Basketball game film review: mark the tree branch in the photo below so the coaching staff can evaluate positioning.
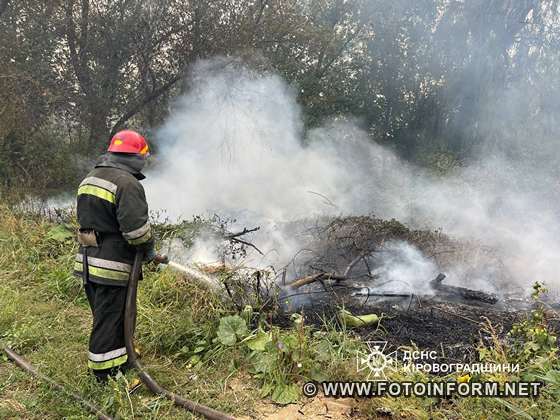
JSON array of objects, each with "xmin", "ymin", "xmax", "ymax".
[
  {"xmin": 225, "ymin": 226, "xmax": 260, "ymax": 239},
  {"xmin": 230, "ymin": 238, "xmax": 264, "ymax": 256},
  {"xmin": 254, "ymin": 0, "xmax": 268, "ymax": 27},
  {"xmin": 109, "ymin": 73, "xmax": 182, "ymax": 136},
  {"xmin": 0, "ymin": 0, "xmax": 11, "ymax": 19},
  {"xmin": 64, "ymin": 0, "xmax": 92, "ymax": 97},
  {"xmin": 78, "ymin": 0, "xmax": 89, "ymax": 63}
]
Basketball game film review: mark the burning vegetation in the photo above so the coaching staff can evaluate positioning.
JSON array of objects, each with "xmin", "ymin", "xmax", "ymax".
[{"xmin": 159, "ymin": 213, "xmax": 539, "ymax": 368}]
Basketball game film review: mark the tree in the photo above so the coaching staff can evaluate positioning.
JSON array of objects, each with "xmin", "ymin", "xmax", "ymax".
[
  {"xmin": 59, "ymin": 0, "xmax": 197, "ymax": 152},
  {"xmin": 0, "ymin": 0, "xmax": 77, "ymax": 193}
]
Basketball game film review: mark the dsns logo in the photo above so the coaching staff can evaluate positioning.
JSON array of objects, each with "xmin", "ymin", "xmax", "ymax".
[{"xmin": 357, "ymin": 341, "xmax": 397, "ymax": 380}]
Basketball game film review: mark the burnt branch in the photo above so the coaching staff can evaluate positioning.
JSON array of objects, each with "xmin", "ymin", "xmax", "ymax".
[
  {"xmin": 223, "ymin": 226, "xmax": 263, "ymax": 255},
  {"xmin": 288, "ymin": 270, "xmax": 348, "ymax": 289},
  {"xmin": 343, "ymin": 253, "xmax": 369, "ymax": 278},
  {"xmin": 230, "ymin": 238, "xmax": 264, "ymax": 256},
  {"xmin": 225, "ymin": 226, "xmax": 260, "ymax": 239}
]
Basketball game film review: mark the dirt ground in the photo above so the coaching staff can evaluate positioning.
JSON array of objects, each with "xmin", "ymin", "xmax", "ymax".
[{"xmin": 246, "ymin": 395, "xmax": 356, "ymax": 420}]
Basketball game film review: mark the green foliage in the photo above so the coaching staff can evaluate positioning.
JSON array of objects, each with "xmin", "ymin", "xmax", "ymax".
[
  {"xmin": 247, "ymin": 326, "xmax": 307, "ymax": 404},
  {"xmin": 532, "ymin": 281, "xmax": 548, "ymax": 299},
  {"xmin": 509, "ymin": 310, "xmax": 558, "ymax": 366},
  {"xmin": 214, "ymin": 314, "xmax": 361, "ymax": 404},
  {"xmin": 0, "ymin": 122, "xmax": 82, "ymax": 196},
  {"xmin": 152, "ymin": 214, "xmax": 215, "ymax": 249},
  {"xmin": 537, "ymin": 369, "xmax": 560, "ymax": 396},
  {"xmin": 46, "ymin": 224, "xmax": 74, "ymax": 242},
  {"xmin": 216, "ymin": 315, "xmax": 249, "ymax": 346},
  {"xmin": 508, "ymin": 282, "xmax": 558, "ymax": 367},
  {"xmin": 246, "ymin": 330, "xmax": 271, "ymax": 352}
]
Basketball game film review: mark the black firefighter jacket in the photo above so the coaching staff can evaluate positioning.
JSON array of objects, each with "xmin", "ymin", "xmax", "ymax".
[{"xmin": 74, "ymin": 153, "xmax": 154, "ymax": 286}]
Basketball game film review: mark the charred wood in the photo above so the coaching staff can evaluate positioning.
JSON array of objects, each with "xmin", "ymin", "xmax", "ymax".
[{"xmin": 430, "ymin": 273, "xmax": 498, "ymax": 304}]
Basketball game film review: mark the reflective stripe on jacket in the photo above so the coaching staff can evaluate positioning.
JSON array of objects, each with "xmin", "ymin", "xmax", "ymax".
[{"xmin": 74, "ymin": 154, "xmax": 154, "ymax": 286}]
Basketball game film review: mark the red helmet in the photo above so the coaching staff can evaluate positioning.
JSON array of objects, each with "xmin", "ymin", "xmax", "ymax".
[{"xmin": 108, "ymin": 130, "xmax": 150, "ymax": 156}]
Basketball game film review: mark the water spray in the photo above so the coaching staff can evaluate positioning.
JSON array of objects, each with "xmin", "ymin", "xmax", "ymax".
[{"xmin": 165, "ymin": 260, "xmax": 222, "ymax": 291}]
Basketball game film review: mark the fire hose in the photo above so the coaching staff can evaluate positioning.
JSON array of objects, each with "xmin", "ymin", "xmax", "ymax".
[
  {"xmin": 124, "ymin": 250, "xmax": 235, "ymax": 420},
  {"xmin": 3, "ymin": 253, "xmax": 233, "ymax": 420},
  {"xmin": 2, "ymin": 346, "xmax": 113, "ymax": 420}
]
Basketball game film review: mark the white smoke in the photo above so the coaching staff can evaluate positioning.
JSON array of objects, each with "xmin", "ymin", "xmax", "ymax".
[
  {"xmin": 146, "ymin": 58, "xmax": 560, "ymax": 293},
  {"xmin": 148, "ymin": 61, "xmax": 379, "ymax": 221},
  {"xmin": 369, "ymin": 241, "xmax": 439, "ymax": 295},
  {"xmin": 164, "ymin": 236, "xmax": 222, "ymax": 266}
]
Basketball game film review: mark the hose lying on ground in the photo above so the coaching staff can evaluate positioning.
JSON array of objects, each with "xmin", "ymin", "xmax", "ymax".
[
  {"xmin": 2, "ymin": 346, "xmax": 113, "ymax": 420},
  {"xmin": 124, "ymin": 251, "xmax": 235, "ymax": 420}
]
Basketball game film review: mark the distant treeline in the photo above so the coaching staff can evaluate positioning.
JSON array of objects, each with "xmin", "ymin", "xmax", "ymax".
[{"xmin": 1, "ymin": 0, "xmax": 559, "ymax": 194}]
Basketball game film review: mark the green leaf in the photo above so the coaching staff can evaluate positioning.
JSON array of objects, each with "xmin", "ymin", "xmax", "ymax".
[
  {"xmin": 314, "ymin": 339, "xmax": 331, "ymax": 361},
  {"xmin": 246, "ymin": 331, "xmax": 271, "ymax": 351},
  {"xmin": 217, "ymin": 315, "xmax": 248, "ymax": 346},
  {"xmin": 279, "ymin": 335, "xmax": 298, "ymax": 353},
  {"xmin": 47, "ymin": 225, "xmax": 73, "ymax": 242},
  {"xmin": 242, "ymin": 305, "xmax": 253, "ymax": 324},
  {"xmin": 535, "ymin": 369, "xmax": 560, "ymax": 385},
  {"xmin": 310, "ymin": 366, "xmax": 328, "ymax": 382},
  {"xmin": 188, "ymin": 354, "xmax": 201, "ymax": 366},
  {"xmin": 271, "ymin": 383, "xmax": 300, "ymax": 404},
  {"xmin": 259, "ymin": 382, "xmax": 274, "ymax": 398},
  {"xmin": 251, "ymin": 351, "xmax": 276, "ymax": 374}
]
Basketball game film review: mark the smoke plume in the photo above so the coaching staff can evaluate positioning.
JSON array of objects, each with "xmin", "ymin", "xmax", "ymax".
[{"xmin": 146, "ymin": 57, "xmax": 559, "ymax": 294}]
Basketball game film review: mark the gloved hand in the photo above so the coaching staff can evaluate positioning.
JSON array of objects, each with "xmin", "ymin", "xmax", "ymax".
[
  {"xmin": 153, "ymin": 254, "xmax": 169, "ymax": 265},
  {"xmin": 143, "ymin": 247, "xmax": 157, "ymax": 263}
]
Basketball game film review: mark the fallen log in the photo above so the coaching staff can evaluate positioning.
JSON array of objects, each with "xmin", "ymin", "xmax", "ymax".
[
  {"xmin": 430, "ymin": 273, "xmax": 498, "ymax": 304},
  {"xmin": 287, "ymin": 271, "xmax": 498, "ymax": 305}
]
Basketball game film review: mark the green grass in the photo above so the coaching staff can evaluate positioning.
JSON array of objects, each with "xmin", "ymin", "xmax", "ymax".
[
  {"xmin": 0, "ymin": 205, "xmax": 559, "ymax": 419},
  {"xmin": 0, "ymin": 207, "xmax": 257, "ymax": 419}
]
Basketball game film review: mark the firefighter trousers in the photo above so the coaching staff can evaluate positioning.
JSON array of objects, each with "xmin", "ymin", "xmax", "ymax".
[{"xmin": 84, "ymin": 281, "xmax": 131, "ymax": 380}]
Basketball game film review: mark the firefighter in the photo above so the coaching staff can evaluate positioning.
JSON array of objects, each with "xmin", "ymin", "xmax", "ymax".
[{"xmin": 74, "ymin": 129, "xmax": 164, "ymax": 382}]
